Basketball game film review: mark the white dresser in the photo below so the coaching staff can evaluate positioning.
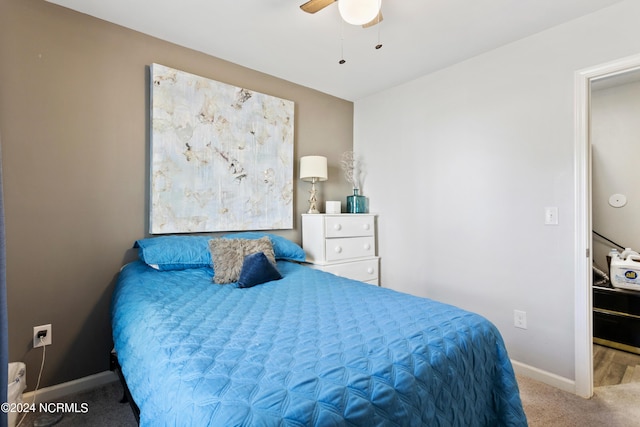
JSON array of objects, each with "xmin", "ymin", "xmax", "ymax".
[{"xmin": 301, "ymin": 214, "xmax": 379, "ymax": 286}]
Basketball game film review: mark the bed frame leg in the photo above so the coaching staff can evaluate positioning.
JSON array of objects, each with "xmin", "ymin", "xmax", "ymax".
[{"xmin": 110, "ymin": 349, "xmax": 141, "ymax": 424}]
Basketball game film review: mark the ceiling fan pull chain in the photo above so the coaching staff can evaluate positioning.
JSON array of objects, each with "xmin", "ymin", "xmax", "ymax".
[
  {"xmin": 375, "ymin": 5, "xmax": 383, "ymax": 49},
  {"xmin": 339, "ymin": 16, "xmax": 346, "ymax": 64}
]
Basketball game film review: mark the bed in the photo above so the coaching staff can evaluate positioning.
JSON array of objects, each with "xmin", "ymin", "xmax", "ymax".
[{"xmin": 111, "ymin": 233, "xmax": 527, "ymax": 426}]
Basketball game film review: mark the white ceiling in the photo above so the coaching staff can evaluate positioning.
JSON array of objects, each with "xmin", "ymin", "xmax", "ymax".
[{"xmin": 46, "ymin": 0, "xmax": 623, "ymax": 101}]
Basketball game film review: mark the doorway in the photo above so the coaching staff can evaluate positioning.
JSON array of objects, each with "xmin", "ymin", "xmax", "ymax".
[
  {"xmin": 575, "ymin": 53, "xmax": 640, "ymax": 398},
  {"xmin": 590, "ymin": 70, "xmax": 640, "ymax": 386}
]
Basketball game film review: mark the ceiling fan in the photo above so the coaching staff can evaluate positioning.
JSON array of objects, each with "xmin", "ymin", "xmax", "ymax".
[{"xmin": 300, "ymin": 0, "xmax": 384, "ymax": 28}]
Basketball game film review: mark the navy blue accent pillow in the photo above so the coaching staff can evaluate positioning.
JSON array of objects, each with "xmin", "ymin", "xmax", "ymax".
[{"xmin": 237, "ymin": 252, "xmax": 282, "ymax": 288}]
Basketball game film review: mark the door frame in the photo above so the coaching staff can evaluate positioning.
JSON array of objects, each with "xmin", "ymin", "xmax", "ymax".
[{"xmin": 574, "ymin": 53, "xmax": 640, "ymax": 398}]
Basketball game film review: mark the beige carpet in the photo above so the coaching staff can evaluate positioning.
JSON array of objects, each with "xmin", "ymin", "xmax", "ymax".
[
  {"xmin": 16, "ymin": 375, "xmax": 640, "ymax": 426},
  {"xmin": 518, "ymin": 374, "xmax": 640, "ymax": 426}
]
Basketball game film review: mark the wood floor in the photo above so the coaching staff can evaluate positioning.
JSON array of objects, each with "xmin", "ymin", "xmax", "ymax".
[{"xmin": 593, "ymin": 343, "xmax": 640, "ymax": 387}]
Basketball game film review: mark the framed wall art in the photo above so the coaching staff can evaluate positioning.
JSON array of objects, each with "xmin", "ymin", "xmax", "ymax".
[{"xmin": 149, "ymin": 63, "xmax": 294, "ymax": 234}]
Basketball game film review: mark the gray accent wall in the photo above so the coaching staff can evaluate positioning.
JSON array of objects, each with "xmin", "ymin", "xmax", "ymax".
[{"xmin": 0, "ymin": 0, "xmax": 353, "ymax": 389}]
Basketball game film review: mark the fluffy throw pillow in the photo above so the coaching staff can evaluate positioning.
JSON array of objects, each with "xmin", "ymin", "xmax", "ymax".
[
  {"xmin": 237, "ymin": 252, "xmax": 282, "ymax": 288},
  {"xmin": 208, "ymin": 236, "xmax": 276, "ymax": 284},
  {"xmin": 223, "ymin": 232, "xmax": 306, "ymax": 262}
]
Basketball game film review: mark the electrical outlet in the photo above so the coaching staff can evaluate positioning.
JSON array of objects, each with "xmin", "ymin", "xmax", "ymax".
[
  {"xmin": 33, "ymin": 324, "xmax": 52, "ymax": 348},
  {"xmin": 514, "ymin": 310, "xmax": 527, "ymax": 329}
]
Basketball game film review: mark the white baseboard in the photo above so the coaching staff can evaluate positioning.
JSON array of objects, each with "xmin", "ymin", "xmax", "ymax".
[
  {"xmin": 511, "ymin": 359, "xmax": 576, "ymax": 394},
  {"xmin": 22, "ymin": 371, "xmax": 119, "ymax": 405}
]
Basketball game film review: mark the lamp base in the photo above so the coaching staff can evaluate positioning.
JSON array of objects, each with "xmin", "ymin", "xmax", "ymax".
[{"xmin": 307, "ymin": 180, "xmax": 320, "ymax": 214}]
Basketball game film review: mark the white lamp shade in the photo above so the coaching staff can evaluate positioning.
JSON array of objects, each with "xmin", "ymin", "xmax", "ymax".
[
  {"xmin": 338, "ymin": 0, "xmax": 381, "ymax": 26},
  {"xmin": 300, "ymin": 156, "xmax": 328, "ymax": 182}
]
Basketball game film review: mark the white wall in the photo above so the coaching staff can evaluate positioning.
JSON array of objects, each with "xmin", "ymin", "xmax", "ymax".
[
  {"xmin": 591, "ymin": 80, "xmax": 640, "ymax": 269},
  {"xmin": 354, "ymin": 0, "xmax": 640, "ymax": 382}
]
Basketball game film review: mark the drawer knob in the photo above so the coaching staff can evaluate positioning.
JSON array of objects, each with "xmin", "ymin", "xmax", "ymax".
[
  {"xmin": 334, "ymin": 246, "xmax": 343, "ymax": 253},
  {"xmin": 367, "ymin": 267, "xmax": 374, "ymax": 274},
  {"xmin": 363, "ymin": 243, "xmax": 371, "ymax": 250},
  {"xmin": 334, "ymin": 224, "xmax": 342, "ymax": 231},
  {"xmin": 363, "ymin": 223, "xmax": 370, "ymax": 230}
]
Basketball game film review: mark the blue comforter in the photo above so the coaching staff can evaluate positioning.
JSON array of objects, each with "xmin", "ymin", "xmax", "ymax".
[{"xmin": 112, "ymin": 260, "xmax": 527, "ymax": 426}]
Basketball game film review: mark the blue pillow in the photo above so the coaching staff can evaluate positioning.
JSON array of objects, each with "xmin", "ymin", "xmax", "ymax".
[
  {"xmin": 223, "ymin": 232, "xmax": 306, "ymax": 262},
  {"xmin": 134, "ymin": 236, "xmax": 212, "ymax": 271},
  {"xmin": 237, "ymin": 252, "xmax": 282, "ymax": 288},
  {"xmin": 134, "ymin": 232, "xmax": 305, "ymax": 271}
]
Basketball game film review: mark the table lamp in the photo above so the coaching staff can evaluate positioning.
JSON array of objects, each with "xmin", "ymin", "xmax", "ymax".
[{"xmin": 300, "ymin": 156, "xmax": 328, "ymax": 214}]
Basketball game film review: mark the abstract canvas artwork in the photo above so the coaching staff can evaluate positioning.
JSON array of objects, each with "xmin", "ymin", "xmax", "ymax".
[{"xmin": 149, "ymin": 64, "xmax": 294, "ymax": 234}]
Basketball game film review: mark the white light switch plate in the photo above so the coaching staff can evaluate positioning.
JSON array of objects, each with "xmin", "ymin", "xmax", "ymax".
[{"xmin": 544, "ymin": 207, "xmax": 558, "ymax": 225}]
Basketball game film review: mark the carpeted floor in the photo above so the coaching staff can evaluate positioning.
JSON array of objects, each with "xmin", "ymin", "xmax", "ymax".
[
  {"xmin": 15, "ymin": 375, "xmax": 640, "ymax": 426},
  {"xmin": 517, "ymin": 374, "xmax": 640, "ymax": 426},
  {"xmin": 15, "ymin": 381, "xmax": 136, "ymax": 427}
]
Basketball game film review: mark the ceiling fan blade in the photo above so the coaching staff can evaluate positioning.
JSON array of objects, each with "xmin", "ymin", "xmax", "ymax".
[
  {"xmin": 300, "ymin": 0, "xmax": 337, "ymax": 14},
  {"xmin": 362, "ymin": 11, "xmax": 384, "ymax": 28}
]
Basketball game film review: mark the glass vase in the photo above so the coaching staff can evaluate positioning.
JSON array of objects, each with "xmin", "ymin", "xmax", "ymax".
[{"xmin": 346, "ymin": 188, "xmax": 368, "ymax": 214}]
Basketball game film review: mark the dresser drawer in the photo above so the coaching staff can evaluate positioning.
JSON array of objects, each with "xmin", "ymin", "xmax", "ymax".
[
  {"xmin": 325, "ymin": 236, "xmax": 375, "ymax": 262},
  {"xmin": 301, "ymin": 213, "xmax": 380, "ymax": 285},
  {"xmin": 324, "ymin": 215, "xmax": 374, "ymax": 238},
  {"xmin": 309, "ymin": 258, "xmax": 379, "ymax": 285}
]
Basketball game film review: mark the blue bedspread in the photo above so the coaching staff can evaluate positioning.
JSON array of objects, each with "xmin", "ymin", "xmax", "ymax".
[{"xmin": 112, "ymin": 260, "xmax": 527, "ymax": 426}]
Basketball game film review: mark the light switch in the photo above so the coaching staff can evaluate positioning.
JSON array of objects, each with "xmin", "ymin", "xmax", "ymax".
[{"xmin": 544, "ymin": 207, "xmax": 558, "ymax": 225}]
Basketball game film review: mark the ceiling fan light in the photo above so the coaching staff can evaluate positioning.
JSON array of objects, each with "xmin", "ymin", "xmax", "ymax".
[{"xmin": 338, "ymin": 0, "xmax": 381, "ymax": 26}]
